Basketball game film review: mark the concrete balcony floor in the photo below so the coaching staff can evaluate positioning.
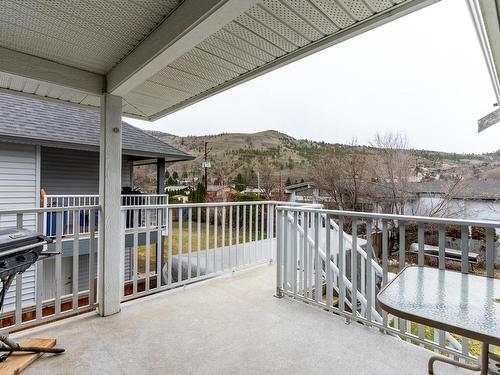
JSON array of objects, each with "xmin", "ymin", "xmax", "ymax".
[{"xmin": 16, "ymin": 265, "xmax": 468, "ymax": 375}]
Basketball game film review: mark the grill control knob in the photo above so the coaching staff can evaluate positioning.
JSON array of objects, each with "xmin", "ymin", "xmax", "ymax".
[
  {"xmin": 0, "ymin": 261, "xmax": 6, "ymax": 268},
  {"xmin": 16, "ymin": 255, "xmax": 26, "ymax": 262}
]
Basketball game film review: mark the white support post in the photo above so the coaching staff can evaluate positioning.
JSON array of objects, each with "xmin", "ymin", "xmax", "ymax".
[{"xmin": 98, "ymin": 93, "xmax": 123, "ymax": 316}]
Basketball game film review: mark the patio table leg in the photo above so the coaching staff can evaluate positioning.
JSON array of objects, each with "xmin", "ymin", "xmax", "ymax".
[{"xmin": 427, "ymin": 342, "xmax": 489, "ymax": 374}]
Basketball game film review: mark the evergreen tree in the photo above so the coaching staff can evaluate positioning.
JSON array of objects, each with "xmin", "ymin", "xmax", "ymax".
[{"xmin": 235, "ymin": 173, "xmax": 246, "ymax": 192}]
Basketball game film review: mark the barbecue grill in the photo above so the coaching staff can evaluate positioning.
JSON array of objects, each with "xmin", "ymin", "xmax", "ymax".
[{"xmin": 0, "ymin": 227, "xmax": 64, "ymax": 360}]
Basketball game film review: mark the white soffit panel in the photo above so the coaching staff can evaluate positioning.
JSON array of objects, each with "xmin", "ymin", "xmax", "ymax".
[
  {"xmin": 126, "ymin": 0, "xmax": 437, "ymax": 120},
  {"xmin": 0, "ymin": 0, "xmax": 437, "ymax": 120},
  {"xmin": 0, "ymin": 0, "xmax": 182, "ymax": 74},
  {"xmin": 0, "ymin": 71, "xmax": 100, "ymax": 108}
]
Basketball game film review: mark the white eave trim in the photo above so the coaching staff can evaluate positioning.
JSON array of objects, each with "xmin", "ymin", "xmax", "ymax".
[
  {"xmin": 472, "ymin": 0, "xmax": 500, "ymax": 104},
  {"xmin": 106, "ymin": 0, "xmax": 260, "ymax": 96},
  {"xmin": 0, "ymin": 47, "xmax": 105, "ymax": 95}
]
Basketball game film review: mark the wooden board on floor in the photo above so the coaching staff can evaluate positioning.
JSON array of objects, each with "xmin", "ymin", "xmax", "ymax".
[{"xmin": 0, "ymin": 338, "xmax": 56, "ymax": 375}]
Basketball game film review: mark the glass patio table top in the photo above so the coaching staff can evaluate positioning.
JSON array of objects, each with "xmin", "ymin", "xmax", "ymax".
[{"xmin": 377, "ymin": 266, "xmax": 500, "ymax": 346}]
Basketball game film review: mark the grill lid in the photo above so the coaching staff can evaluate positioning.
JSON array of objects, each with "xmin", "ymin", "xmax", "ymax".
[{"xmin": 0, "ymin": 228, "xmax": 46, "ymax": 252}]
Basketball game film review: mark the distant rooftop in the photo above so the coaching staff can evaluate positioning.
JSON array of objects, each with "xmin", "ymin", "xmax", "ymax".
[
  {"xmin": 411, "ymin": 180, "xmax": 500, "ymax": 200},
  {"xmin": 0, "ymin": 93, "xmax": 193, "ymax": 161}
]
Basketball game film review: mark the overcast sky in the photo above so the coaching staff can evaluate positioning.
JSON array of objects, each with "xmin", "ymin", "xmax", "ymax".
[{"xmin": 126, "ymin": 0, "xmax": 500, "ymax": 154}]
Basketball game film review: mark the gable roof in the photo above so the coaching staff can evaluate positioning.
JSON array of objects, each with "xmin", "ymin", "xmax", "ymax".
[
  {"xmin": 409, "ymin": 180, "xmax": 500, "ymax": 200},
  {"xmin": 0, "ymin": 92, "xmax": 193, "ymax": 161}
]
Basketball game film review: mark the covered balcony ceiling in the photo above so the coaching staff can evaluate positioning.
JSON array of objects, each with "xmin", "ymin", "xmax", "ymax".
[{"xmin": 0, "ymin": 0, "xmax": 438, "ymax": 121}]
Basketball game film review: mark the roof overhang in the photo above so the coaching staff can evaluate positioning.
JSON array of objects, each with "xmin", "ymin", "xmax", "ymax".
[
  {"xmin": 0, "ymin": 134, "xmax": 194, "ymax": 162},
  {"xmin": 0, "ymin": 0, "xmax": 439, "ymax": 121},
  {"xmin": 469, "ymin": 0, "xmax": 500, "ymax": 131}
]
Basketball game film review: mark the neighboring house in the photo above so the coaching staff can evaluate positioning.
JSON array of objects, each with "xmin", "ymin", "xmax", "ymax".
[
  {"xmin": 165, "ymin": 185, "xmax": 191, "ymax": 193},
  {"xmin": 241, "ymin": 187, "xmax": 265, "ymax": 195},
  {"xmin": 0, "ymin": 92, "xmax": 193, "ymax": 308},
  {"xmin": 206, "ymin": 185, "xmax": 236, "ymax": 201},
  {"xmin": 407, "ymin": 179, "xmax": 500, "ymax": 221}
]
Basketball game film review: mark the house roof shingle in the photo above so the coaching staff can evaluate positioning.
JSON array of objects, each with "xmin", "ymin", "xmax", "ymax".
[{"xmin": 0, "ymin": 93, "xmax": 193, "ymax": 161}]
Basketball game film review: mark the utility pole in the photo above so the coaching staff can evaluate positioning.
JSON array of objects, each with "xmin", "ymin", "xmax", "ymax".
[{"xmin": 204, "ymin": 142, "xmax": 208, "ymax": 190}]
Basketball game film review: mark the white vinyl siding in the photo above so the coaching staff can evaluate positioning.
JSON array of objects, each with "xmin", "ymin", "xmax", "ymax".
[
  {"xmin": 41, "ymin": 147, "xmax": 132, "ymax": 195},
  {"xmin": 0, "ymin": 142, "xmax": 38, "ymax": 308}
]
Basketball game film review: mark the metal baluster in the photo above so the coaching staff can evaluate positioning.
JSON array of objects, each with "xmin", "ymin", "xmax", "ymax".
[
  {"xmin": 15, "ymin": 213, "xmax": 23, "ymax": 325},
  {"xmin": 197, "ymin": 207, "xmax": 201, "ymax": 278},
  {"xmin": 178, "ymin": 208, "xmax": 183, "ymax": 282},
  {"xmin": 145, "ymin": 209, "xmax": 151, "ymax": 292},
  {"xmin": 417, "ymin": 222, "xmax": 424, "ymax": 266},
  {"xmin": 188, "ymin": 208, "xmax": 192, "ymax": 280},
  {"xmin": 36, "ymin": 212, "xmax": 44, "ymax": 319},
  {"xmin": 168, "ymin": 209, "xmax": 173, "ymax": 285},
  {"xmin": 338, "ymin": 218, "xmax": 344, "ymax": 313},
  {"xmin": 214, "ymin": 207, "xmax": 218, "ymax": 273},
  {"xmin": 461, "ymin": 225, "xmax": 469, "ymax": 274},
  {"xmin": 417, "ymin": 222, "xmax": 425, "ymax": 342},
  {"xmin": 249, "ymin": 205, "xmax": 253, "ymax": 264},
  {"xmin": 221, "ymin": 206, "xmax": 225, "ymax": 271},
  {"xmin": 269, "ymin": 204, "xmax": 274, "ymax": 261},
  {"xmin": 229, "ymin": 206, "xmax": 233, "ymax": 268},
  {"xmin": 308, "ymin": 212, "xmax": 314, "ymax": 299},
  {"xmin": 243, "ymin": 206, "xmax": 246, "ymax": 265},
  {"xmin": 438, "ymin": 224, "xmax": 445, "ymax": 270},
  {"xmin": 436, "ymin": 220, "xmax": 446, "ymax": 350},
  {"xmin": 366, "ymin": 219, "xmax": 372, "ymax": 322},
  {"xmin": 398, "ymin": 221, "xmax": 406, "ymax": 335},
  {"xmin": 283, "ymin": 209, "xmax": 288, "ymax": 292},
  {"xmin": 381, "ymin": 220, "xmax": 388, "ymax": 327},
  {"xmin": 156, "ymin": 208, "xmax": 162, "ymax": 289},
  {"xmin": 132, "ymin": 210, "xmax": 139, "ymax": 295},
  {"xmin": 314, "ymin": 212, "xmax": 320, "ymax": 303},
  {"xmin": 236, "ymin": 206, "xmax": 240, "ymax": 267},
  {"xmin": 255, "ymin": 204, "xmax": 258, "ymax": 262},
  {"xmin": 292, "ymin": 211, "xmax": 298, "ymax": 297},
  {"xmin": 206, "ymin": 208, "xmax": 210, "ymax": 275},
  {"xmin": 351, "ymin": 219, "xmax": 358, "ymax": 318},
  {"xmin": 275, "ymin": 209, "xmax": 283, "ymax": 297},
  {"xmin": 299, "ymin": 212, "xmax": 304, "ymax": 296},
  {"xmin": 72, "ymin": 210, "xmax": 80, "ymax": 311},
  {"xmin": 261, "ymin": 204, "xmax": 264, "ymax": 261},
  {"xmin": 89, "ymin": 208, "xmax": 96, "ymax": 305},
  {"xmin": 55, "ymin": 211, "xmax": 62, "ymax": 315},
  {"xmin": 325, "ymin": 214, "xmax": 332, "ymax": 307},
  {"xmin": 486, "ymin": 227, "xmax": 495, "ymax": 277},
  {"xmin": 303, "ymin": 211, "xmax": 309, "ymax": 298}
]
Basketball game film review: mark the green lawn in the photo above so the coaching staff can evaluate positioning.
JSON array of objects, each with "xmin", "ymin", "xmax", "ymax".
[{"xmin": 136, "ymin": 220, "xmax": 269, "ymax": 273}]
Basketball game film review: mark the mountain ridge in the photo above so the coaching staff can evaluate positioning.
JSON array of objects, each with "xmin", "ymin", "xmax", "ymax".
[{"xmin": 136, "ymin": 130, "xmax": 497, "ymax": 188}]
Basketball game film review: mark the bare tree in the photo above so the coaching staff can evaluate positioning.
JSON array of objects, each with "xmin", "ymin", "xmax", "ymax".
[
  {"xmin": 370, "ymin": 131, "xmax": 413, "ymax": 214},
  {"xmin": 259, "ymin": 161, "xmax": 280, "ymax": 199},
  {"xmin": 311, "ymin": 140, "xmax": 367, "ymax": 210}
]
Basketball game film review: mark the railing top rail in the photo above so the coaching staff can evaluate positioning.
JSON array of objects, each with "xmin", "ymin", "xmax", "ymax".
[
  {"xmin": 45, "ymin": 194, "xmax": 169, "ymax": 198},
  {"xmin": 121, "ymin": 194, "xmax": 169, "ymax": 197},
  {"xmin": 120, "ymin": 201, "xmax": 322, "ymax": 210},
  {"xmin": 45, "ymin": 194, "xmax": 99, "ymax": 198},
  {"xmin": 0, "ymin": 205, "xmax": 101, "ymax": 215},
  {"xmin": 276, "ymin": 205, "xmax": 500, "ymax": 228}
]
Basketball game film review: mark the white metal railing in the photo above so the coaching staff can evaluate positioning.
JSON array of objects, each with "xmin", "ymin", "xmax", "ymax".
[
  {"xmin": 0, "ymin": 206, "xmax": 100, "ymax": 333},
  {"xmin": 120, "ymin": 201, "xmax": 320, "ymax": 301},
  {"xmin": 44, "ymin": 194, "xmax": 169, "ymax": 236},
  {"xmin": 275, "ymin": 206, "xmax": 499, "ymax": 363},
  {"xmin": 0, "ymin": 199, "xmax": 316, "ymax": 333}
]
